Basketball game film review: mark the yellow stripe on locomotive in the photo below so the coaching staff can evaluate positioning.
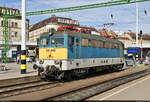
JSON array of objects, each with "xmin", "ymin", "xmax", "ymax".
[{"xmin": 39, "ymin": 47, "xmax": 68, "ymax": 60}]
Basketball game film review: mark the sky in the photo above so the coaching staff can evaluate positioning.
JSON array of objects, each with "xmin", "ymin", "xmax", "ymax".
[{"xmin": 0, "ymin": 0, "xmax": 150, "ymax": 34}]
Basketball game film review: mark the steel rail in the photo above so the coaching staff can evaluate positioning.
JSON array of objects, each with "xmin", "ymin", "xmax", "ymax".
[
  {"xmin": 0, "ymin": 75, "xmax": 40, "ymax": 88},
  {"xmin": 45, "ymin": 68, "xmax": 150, "ymax": 101},
  {"xmin": 0, "ymin": 80, "xmax": 59, "ymax": 99}
]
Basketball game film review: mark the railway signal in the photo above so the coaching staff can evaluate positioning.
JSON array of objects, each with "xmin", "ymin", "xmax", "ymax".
[{"xmin": 140, "ymin": 30, "xmax": 143, "ymax": 63}]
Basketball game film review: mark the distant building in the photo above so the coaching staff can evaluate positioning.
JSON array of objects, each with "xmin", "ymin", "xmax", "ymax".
[
  {"xmin": 113, "ymin": 30, "xmax": 124, "ymax": 35},
  {"xmin": 29, "ymin": 14, "xmax": 100, "ymax": 42},
  {"xmin": 29, "ymin": 14, "xmax": 80, "ymax": 41},
  {"xmin": 0, "ymin": 6, "xmax": 34, "ymax": 61},
  {"xmin": 0, "ymin": 6, "xmax": 20, "ymax": 15},
  {"xmin": 117, "ymin": 32, "xmax": 150, "ymax": 56},
  {"xmin": 0, "ymin": 6, "xmax": 29, "ymax": 41}
]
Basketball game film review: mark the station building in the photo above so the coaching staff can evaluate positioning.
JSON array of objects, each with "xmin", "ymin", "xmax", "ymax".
[
  {"xmin": 117, "ymin": 32, "xmax": 150, "ymax": 57},
  {"xmin": 29, "ymin": 14, "xmax": 100, "ymax": 42},
  {"xmin": 0, "ymin": 6, "xmax": 36, "ymax": 61}
]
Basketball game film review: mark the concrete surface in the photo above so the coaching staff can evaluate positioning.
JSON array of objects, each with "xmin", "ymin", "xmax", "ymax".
[
  {"xmin": 0, "ymin": 62, "xmax": 38, "ymax": 80},
  {"xmin": 88, "ymin": 70, "xmax": 150, "ymax": 100}
]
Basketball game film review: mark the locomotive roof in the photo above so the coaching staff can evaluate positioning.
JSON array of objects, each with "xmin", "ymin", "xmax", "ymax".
[{"xmin": 42, "ymin": 31, "xmax": 123, "ymax": 44}]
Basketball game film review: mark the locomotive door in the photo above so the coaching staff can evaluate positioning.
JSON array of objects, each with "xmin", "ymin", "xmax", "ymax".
[{"xmin": 75, "ymin": 37, "xmax": 81, "ymax": 58}]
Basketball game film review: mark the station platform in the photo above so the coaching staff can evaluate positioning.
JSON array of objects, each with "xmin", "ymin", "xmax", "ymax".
[
  {"xmin": 0, "ymin": 62, "xmax": 148, "ymax": 81},
  {"xmin": 0, "ymin": 62, "xmax": 38, "ymax": 80}
]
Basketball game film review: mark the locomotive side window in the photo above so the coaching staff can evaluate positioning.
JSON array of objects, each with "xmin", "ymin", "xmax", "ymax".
[
  {"xmin": 91, "ymin": 40, "xmax": 97, "ymax": 47},
  {"xmin": 40, "ymin": 38, "xmax": 49, "ymax": 46},
  {"xmin": 98, "ymin": 40, "xmax": 103, "ymax": 48},
  {"xmin": 105, "ymin": 41, "xmax": 109, "ymax": 48},
  {"xmin": 82, "ymin": 38, "xmax": 88, "ymax": 46},
  {"xmin": 51, "ymin": 37, "xmax": 64, "ymax": 45},
  {"xmin": 111, "ymin": 41, "xmax": 114, "ymax": 48}
]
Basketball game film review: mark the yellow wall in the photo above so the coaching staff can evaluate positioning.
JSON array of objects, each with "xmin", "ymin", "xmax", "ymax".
[{"xmin": 39, "ymin": 47, "xmax": 68, "ymax": 60}]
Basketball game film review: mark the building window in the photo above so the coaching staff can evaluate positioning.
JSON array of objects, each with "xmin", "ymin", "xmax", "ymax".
[
  {"xmin": 12, "ymin": 32, "xmax": 18, "ymax": 37},
  {"xmin": 10, "ymin": 10, "xmax": 13, "ymax": 15},
  {"xmin": 12, "ymin": 22, "xmax": 14, "ymax": 27},
  {"xmin": 64, "ymin": 20, "xmax": 66, "ymax": 24},
  {"xmin": 15, "ymin": 32, "xmax": 18, "ymax": 37},
  {"xmin": 11, "ymin": 32, "xmax": 15, "ymax": 37},
  {"xmin": 67, "ymin": 20, "xmax": 70, "ymax": 24},
  {"xmin": 57, "ymin": 18, "xmax": 61, "ymax": 22},
  {"xmin": 15, "ymin": 22, "xmax": 18, "ymax": 28},
  {"xmin": 12, "ymin": 10, "xmax": 15, "ymax": 14},
  {"xmin": 61, "ymin": 19, "xmax": 64, "ymax": 23}
]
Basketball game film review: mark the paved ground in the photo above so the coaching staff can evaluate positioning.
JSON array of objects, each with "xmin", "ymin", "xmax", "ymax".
[
  {"xmin": 0, "ymin": 62, "xmax": 38, "ymax": 80},
  {"xmin": 88, "ymin": 65, "xmax": 150, "ymax": 100}
]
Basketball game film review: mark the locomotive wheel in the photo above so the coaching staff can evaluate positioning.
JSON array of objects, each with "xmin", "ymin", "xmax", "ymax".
[{"xmin": 33, "ymin": 64, "xmax": 38, "ymax": 70}]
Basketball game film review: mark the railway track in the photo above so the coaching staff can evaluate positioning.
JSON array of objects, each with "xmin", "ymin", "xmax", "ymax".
[
  {"xmin": 0, "ymin": 66, "xmax": 149, "ymax": 101},
  {"xmin": 44, "ymin": 67, "xmax": 150, "ymax": 101},
  {"xmin": 0, "ymin": 76, "xmax": 60, "ymax": 99}
]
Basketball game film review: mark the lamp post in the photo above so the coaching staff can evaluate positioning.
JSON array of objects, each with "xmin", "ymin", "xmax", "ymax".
[
  {"xmin": 140, "ymin": 30, "xmax": 143, "ymax": 61},
  {"xmin": 21, "ymin": 0, "xmax": 26, "ymax": 74},
  {"xmin": 136, "ymin": 2, "xmax": 139, "ymax": 47}
]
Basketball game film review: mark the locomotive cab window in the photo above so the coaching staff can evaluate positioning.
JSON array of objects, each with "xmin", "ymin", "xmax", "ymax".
[
  {"xmin": 68, "ymin": 36, "xmax": 74, "ymax": 46},
  {"xmin": 51, "ymin": 37, "xmax": 64, "ymax": 45},
  {"xmin": 76, "ymin": 39, "xmax": 79, "ymax": 46},
  {"xmin": 40, "ymin": 38, "xmax": 49, "ymax": 46}
]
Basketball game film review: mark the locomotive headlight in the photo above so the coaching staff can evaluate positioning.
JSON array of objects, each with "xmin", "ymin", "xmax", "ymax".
[
  {"xmin": 39, "ymin": 60, "xmax": 44, "ymax": 64},
  {"xmin": 54, "ymin": 60, "xmax": 59, "ymax": 65}
]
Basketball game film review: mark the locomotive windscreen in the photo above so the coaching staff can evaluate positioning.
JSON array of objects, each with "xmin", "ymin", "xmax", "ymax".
[{"xmin": 51, "ymin": 37, "xmax": 64, "ymax": 46}]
